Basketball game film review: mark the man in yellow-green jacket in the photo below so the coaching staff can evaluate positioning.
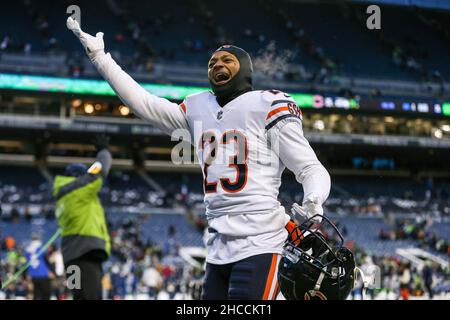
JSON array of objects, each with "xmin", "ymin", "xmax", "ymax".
[{"xmin": 53, "ymin": 135, "xmax": 111, "ymax": 300}]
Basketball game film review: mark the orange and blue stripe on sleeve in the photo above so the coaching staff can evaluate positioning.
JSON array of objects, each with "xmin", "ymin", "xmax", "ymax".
[{"xmin": 265, "ymin": 99, "xmax": 302, "ymax": 130}]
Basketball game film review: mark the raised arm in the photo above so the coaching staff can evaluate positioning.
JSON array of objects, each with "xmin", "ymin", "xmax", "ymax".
[
  {"xmin": 66, "ymin": 17, "xmax": 188, "ymax": 135},
  {"xmin": 89, "ymin": 134, "xmax": 113, "ymax": 180},
  {"xmin": 54, "ymin": 135, "xmax": 113, "ymax": 200}
]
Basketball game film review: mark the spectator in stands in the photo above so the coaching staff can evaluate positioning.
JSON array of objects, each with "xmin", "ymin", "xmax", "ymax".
[
  {"xmin": 411, "ymin": 267, "xmax": 424, "ymax": 296},
  {"xmin": 53, "ymin": 135, "xmax": 112, "ymax": 300},
  {"xmin": 10, "ymin": 207, "xmax": 20, "ymax": 223},
  {"xmin": 382, "ymin": 265, "xmax": 399, "ymax": 298},
  {"xmin": 422, "ymin": 261, "xmax": 434, "ymax": 299},
  {"xmin": 360, "ymin": 256, "xmax": 377, "ymax": 299},
  {"xmin": 398, "ymin": 262, "xmax": 411, "ymax": 300},
  {"xmin": 109, "ymin": 264, "xmax": 124, "ymax": 299},
  {"xmin": 2, "ymin": 239, "xmax": 27, "ymax": 298},
  {"xmin": 5, "ymin": 238, "xmax": 22, "ymax": 272},
  {"xmin": 141, "ymin": 262, "xmax": 163, "ymax": 299},
  {"xmin": 24, "ymin": 207, "xmax": 33, "ymax": 223},
  {"xmin": 101, "ymin": 272, "xmax": 112, "ymax": 300},
  {"xmin": 25, "ymin": 234, "xmax": 54, "ymax": 300},
  {"xmin": 47, "ymin": 244, "xmax": 66, "ymax": 300},
  {"xmin": 5, "ymin": 236, "xmax": 15, "ymax": 252}
]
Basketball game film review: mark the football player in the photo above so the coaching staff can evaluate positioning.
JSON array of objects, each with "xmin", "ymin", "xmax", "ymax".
[{"xmin": 67, "ymin": 17, "xmax": 331, "ymax": 300}]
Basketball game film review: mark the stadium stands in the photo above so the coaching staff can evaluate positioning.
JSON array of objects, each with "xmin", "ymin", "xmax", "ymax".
[
  {"xmin": 1, "ymin": 0, "xmax": 449, "ymax": 81},
  {"xmin": 1, "ymin": 165, "xmax": 448, "ymax": 215}
]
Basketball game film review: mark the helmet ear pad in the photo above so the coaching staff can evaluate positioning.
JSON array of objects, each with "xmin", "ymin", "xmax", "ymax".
[{"xmin": 336, "ymin": 247, "xmax": 356, "ymax": 271}]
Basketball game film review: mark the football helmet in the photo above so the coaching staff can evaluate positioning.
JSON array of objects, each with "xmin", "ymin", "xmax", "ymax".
[{"xmin": 278, "ymin": 215, "xmax": 356, "ymax": 300}]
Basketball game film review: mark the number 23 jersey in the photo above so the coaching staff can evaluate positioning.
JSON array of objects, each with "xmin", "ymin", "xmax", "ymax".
[{"xmin": 181, "ymin": 90, "xmax": 302, "ymax": 240}]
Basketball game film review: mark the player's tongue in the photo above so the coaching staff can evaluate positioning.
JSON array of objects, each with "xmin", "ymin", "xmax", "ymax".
[
  {"xmin": 210, "ymin": 45, "xmax": 253, "ymax": 107},
  {"xmin": 214, "ymin": 72, "xmax": 230, "ymax": 83}
]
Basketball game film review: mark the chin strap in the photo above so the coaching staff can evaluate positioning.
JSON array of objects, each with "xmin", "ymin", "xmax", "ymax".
[
  {"xmin": 314, "ymin": 271, "xmax": 326, "ymax": 292},
  {"xmin": 307, "ymin": 271, "xmax": 326, "ymax": 299}
]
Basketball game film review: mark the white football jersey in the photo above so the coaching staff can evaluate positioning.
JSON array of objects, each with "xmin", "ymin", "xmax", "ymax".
[
  {"xmin": 181, "ymin": 90, "xmax": 304, "ymax": 263},
  {"xmin": 182, "ymin": 90, "xmax": 301, "ymax": 232},
  {"xmin": 92, "ymin": 52, "xmax": 330, "ymax": 264}
]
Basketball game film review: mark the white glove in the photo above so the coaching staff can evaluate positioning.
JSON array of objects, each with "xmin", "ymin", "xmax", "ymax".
[
  {"xmin": 291, "ymin": 196, "xmax": 323, "ymax": 224},
  {"xmin": 66, "ymin": 16, "xmax": 105, "ymax": 60}
]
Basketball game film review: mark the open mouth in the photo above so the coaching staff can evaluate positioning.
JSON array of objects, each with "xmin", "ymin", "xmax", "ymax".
[{"xmin": 214, "ymin": 72, "xmax": 231, "ymax": 85}]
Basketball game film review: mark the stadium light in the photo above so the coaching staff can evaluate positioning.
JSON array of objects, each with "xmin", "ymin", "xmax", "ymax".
[
  {"xmin": 313, "ymin": 120, "xmax": 325, "ymax": 131},
  {"xmin": 119, "ymin": 105, "xmax": 130, "ymax": 116},
  {"xmin": 441, "ymin": 124, "xmax": 450, "ymax": 132},
  {"xmin": 71, "ymin": 99, "xmax": 82, "ymax": 108},
  {"xmin": 84, "ymin": 103, "xmax": 94, "ymax": 114},
  {"xmin": 433, "ymin": 129, "xmax": 443, "ymax": 139}
]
